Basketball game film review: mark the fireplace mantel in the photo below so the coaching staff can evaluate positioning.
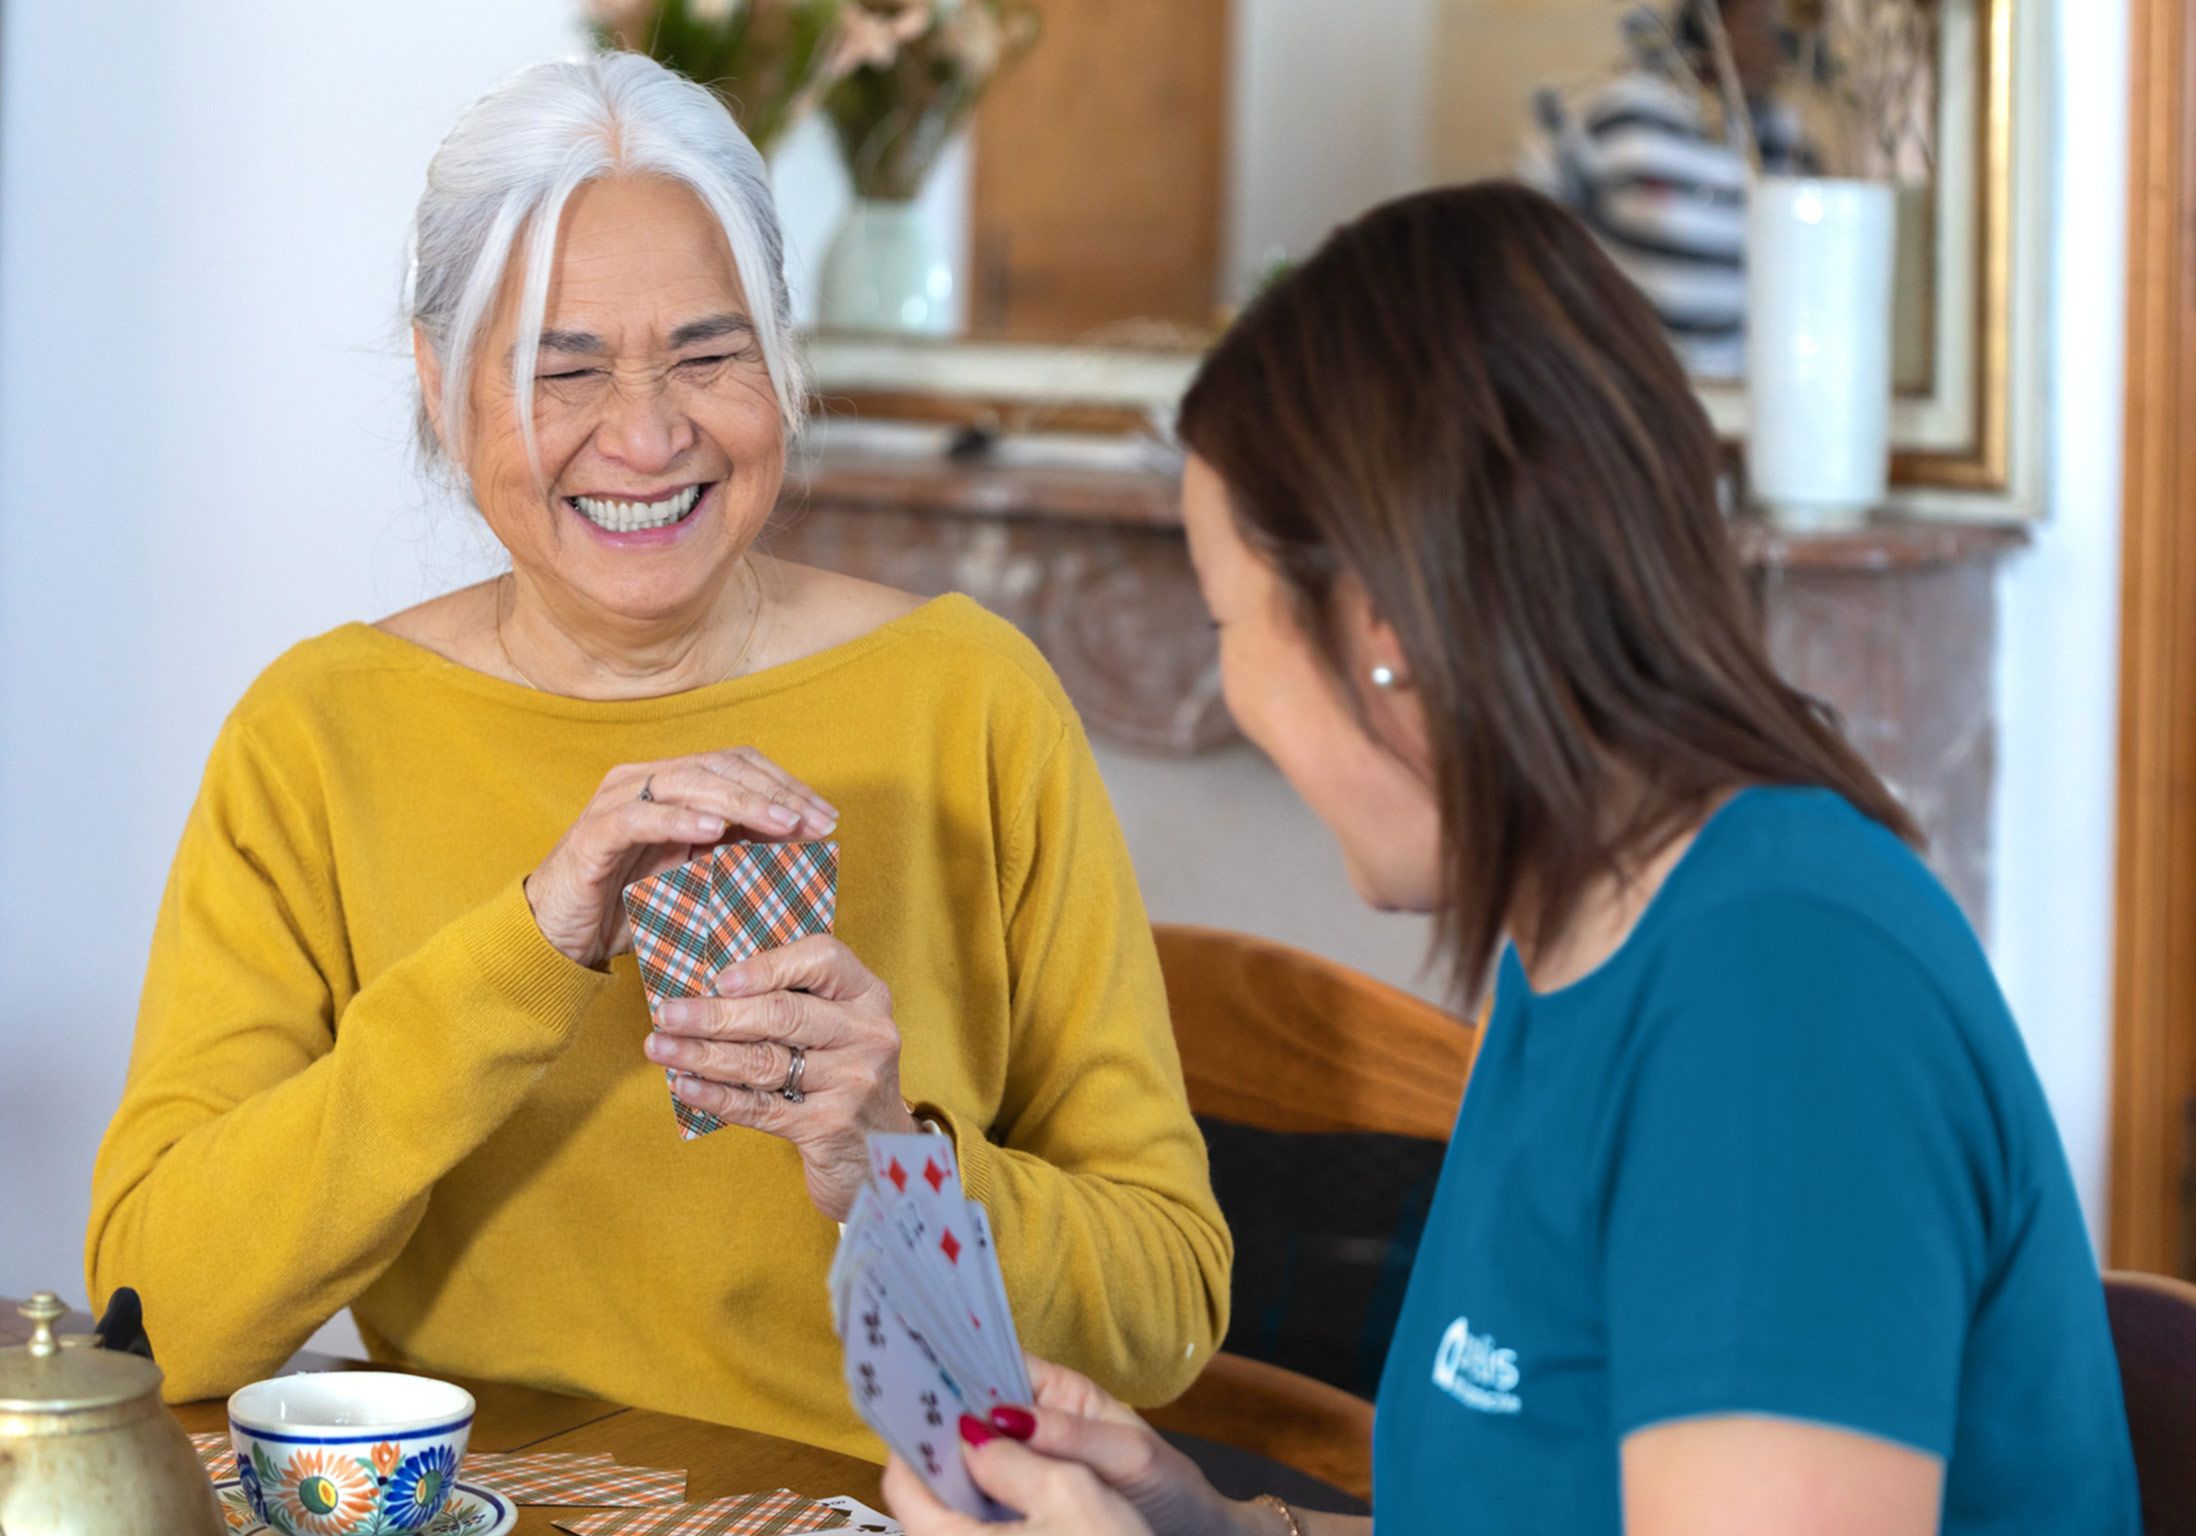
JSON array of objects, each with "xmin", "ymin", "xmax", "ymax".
[{"xmin": 768, "ymin": 449, "xmax": 2023, "ymax": 932}]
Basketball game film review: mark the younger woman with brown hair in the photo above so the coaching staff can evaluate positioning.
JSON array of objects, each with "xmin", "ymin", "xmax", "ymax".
[{"xmin": 885, "ymin": 182, "xmax": 2138, "ymax": 1535}]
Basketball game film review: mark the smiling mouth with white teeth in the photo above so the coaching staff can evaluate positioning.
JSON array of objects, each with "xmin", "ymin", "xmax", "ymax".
[{"xmin": 568, "ymin": 482, "xmax": 707, "ymax": 533}]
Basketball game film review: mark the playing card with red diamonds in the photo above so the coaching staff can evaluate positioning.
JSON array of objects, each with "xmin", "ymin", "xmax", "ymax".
[
  {"xmin": 622, "ymin": 840, "xmax": 839, "ymax": 1140},
  {"xmin": 834, "ymin": 1134, "xmax": 1026, "ymax": 1521},
  {"xmin": 842, "ymin": 1262, "xmax": 1000, "ymax": 1521},
  {"xmin": 865, "ymin": 1135, "xmax": 1030, "ymax": 1404}
]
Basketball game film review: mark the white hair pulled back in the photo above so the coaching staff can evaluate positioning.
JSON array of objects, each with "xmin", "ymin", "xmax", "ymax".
[{"xmin": 405, "ymin": 51, "xmax": 805, "ymax": 474}]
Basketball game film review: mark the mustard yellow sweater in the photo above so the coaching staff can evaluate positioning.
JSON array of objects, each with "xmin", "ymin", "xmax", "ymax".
[{"xmin": 87, "ymin": 595, "xmax": 1231, "ymax": 1456}]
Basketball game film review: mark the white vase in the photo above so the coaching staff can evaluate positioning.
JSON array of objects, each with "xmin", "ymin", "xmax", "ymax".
[
  {"xmin": 818, "ymin": 196, "xmax": 961, "ymax": 336},
  {"xmin": 1745, "ymin": 177, "xmax": 1897, "ymax": 531}
]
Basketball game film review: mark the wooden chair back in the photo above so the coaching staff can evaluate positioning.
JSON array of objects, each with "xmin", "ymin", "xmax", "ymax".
[
  {"xmin": 1146, "ymin": 924, "xmax": 1481, "ymax": 1505},
  {"xmin": 2106, "ymin": 1269, "xmax": 2196, "ymax": 1534},
  {"xmin": 1153, "ymin": 923, "xmax": 1478, "ymax": 1138},
  {"xmin": 1143, "ymin": 1353, "xmax": 1377, "ymax": 1508}
]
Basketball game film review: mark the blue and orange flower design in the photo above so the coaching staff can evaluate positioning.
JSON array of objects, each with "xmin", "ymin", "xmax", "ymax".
[
  {"xmin": 273, "ymin": 1448, "xmax": 377, "ymax": 1534},
  {"xmin": 383, "ymin": 1443, "xmax": 460, "ymax": 1529}
]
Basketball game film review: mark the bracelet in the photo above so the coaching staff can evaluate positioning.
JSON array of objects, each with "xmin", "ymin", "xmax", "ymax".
[{"xmin": 1252, "ymin": 1494, "xmax": 1304, "ymax": 1536}]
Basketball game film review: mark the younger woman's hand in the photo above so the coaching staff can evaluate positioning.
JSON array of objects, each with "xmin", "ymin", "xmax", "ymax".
[
  {"xmin": 884, "ymin": 1432, "xmax": 1154, "ymax": 1536},
  {"xmin": 987, "ymin": 1357, "xmax": 1244, "ymax": 1536}
]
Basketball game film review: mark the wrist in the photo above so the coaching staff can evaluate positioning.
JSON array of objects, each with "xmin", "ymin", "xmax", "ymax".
[
  {"xmin": 867, "ymin": 1096, "xmax": 922, "ymax": 1138},
  {"xmin": 1230, "ymin": 1496, "xmax": 1300, "ymax": 1536},
  {"xmin": 522, "ymin": 872, "xmax": 601, "ymax": 969},
  {"xmin": 1209, "ymin": 1501, "xmax": 1258, "ymax": 1536}
]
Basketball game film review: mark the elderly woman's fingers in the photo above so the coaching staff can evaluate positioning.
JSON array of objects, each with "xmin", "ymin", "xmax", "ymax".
[
  {"xmin": 681, "ymin": 752, "xmax": 837, "ymax": 835},
  {"xmin": 710, "ymin": 933, "xmax": 881, "ymax": 1005},
  {"xmin": 703, "ymin": 747, "xmax": 839, "ymax": 823},
  {"xmin": 645, "ymin": 1028, "xmax": 803, "ymax": 1090},
  {"xmin": 668, "ymin": 1071, "xmax": 800, "ymax": 1134},
  {"xmin": 585, "ymin": 801, "xmax": 730, "ymax": 864},
  {"xmin": 654, "ymin": 987, "xmax": 851, "ymax": 1048},
  {"xmin": 627, "ymin": 760, "xmax": 827, "ymax": 838}
]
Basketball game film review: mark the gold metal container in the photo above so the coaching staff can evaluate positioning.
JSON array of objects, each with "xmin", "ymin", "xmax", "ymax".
[{"xmin": 0, "ymin": 1292, "xmax": 224, "ymax": 1535}]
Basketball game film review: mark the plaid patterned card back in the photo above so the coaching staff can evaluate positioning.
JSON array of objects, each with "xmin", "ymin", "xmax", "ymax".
[
  {"xmin": 553, "ymin": 1488, "xmax": 845, "ymax": 1536},
  {"xmin": 191, "ymin": 1430, "xmax": 236, "ymax": 1480},
  {"xmin": 624, "ymin": 860, "xmax": 731, "ymax": 1006},
  {"xmin": 624, "ymin": 842, "xmax": 841, "ymax": 1141},
  {"xmin": 708, "ymin": 842, "xmax": 839, "ymax": 963},
  {"xmin": 667, "ymin": 842, "xmax": 840, "ymax": 1139},
  {"xmin": 628, "ymin": 865, "xmax": 737, "ymax": 1010},
  {"xmin": 465, "ymin": 1450, "xmax": 684, "ymax": 1505}
]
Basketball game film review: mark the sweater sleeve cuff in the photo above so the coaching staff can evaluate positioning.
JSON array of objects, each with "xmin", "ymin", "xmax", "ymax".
[
  {"xmin": 910, "ymin": 1099, "xmax": 1001, "ymax": 1209},
  {"xmin": 455, "ymin": 877, "xmax": 616, "ymax": 1047}
]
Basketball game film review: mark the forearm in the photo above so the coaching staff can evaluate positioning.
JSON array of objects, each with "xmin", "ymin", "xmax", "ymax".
[
  {"xmin": 87, "ymin": 880, "xmax": 609, "ymax": 1399},
  {"xmin": 948, "ymin": 1125, "xmax": 1232, "ymax": 1406},
  {"xmin": 973, "ymin": 711, "xmax": 1233, "ymax": 1401}
]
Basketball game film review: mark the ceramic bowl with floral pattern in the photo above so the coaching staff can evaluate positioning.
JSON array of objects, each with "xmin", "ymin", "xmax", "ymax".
[{"xmin": 228, "ymin": 1371, "xmax": 475, "ymax": 1534}]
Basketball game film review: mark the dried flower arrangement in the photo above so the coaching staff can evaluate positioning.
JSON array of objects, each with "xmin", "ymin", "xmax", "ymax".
[
  {"xmin": 823, "ymin": 0, "xmax": 1040, "ymax": 201},
  {"xmin": 1788, "ymin": 0, "xmax": 1939, "ymax": 183},
  {"xmin": 586, "ymin": 0, "xmax": 848, "ymax": 157},
  {"xmin": 1691, "ymin": 0, "xmax": 1939, "ymax": 183}
]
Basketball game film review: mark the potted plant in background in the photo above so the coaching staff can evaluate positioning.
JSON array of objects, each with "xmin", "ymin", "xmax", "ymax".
[
  {"xmin": 587, "ymin": 0, "xmax": 850, "ymax": 159},
  {"xmin": 816, "ymin": 0, "xmax": 1039, "ymax": 336},
  {"xmin": 1704, "ymin": 0, "xmax": 1938, "ymax": 529}
]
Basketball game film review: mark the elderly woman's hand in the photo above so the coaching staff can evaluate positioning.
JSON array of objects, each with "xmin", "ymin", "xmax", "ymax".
[
  {"xmin": 647, "ymin": 933, "xmax": 918, "ymax": 1220},
  {"xmin": 525, "ymin": 747, "xmax": 838, "ymax": 970}
]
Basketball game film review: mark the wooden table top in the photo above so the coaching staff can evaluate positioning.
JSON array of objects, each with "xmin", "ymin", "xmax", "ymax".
[
  {"xmin": 1, "ymin": 1300, "xmax": 883, "ymax": 1534},
  {"xmin": 169, "ymin": 1366, "xmax": 887, "ymax": 1533},
  {"xmin": 7, "ymin": 1296, "xmax": 1375, "ymax": 1527}
]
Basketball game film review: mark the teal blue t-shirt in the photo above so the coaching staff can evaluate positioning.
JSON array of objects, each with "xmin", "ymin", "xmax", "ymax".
[{"xmin": 1374, "ymin": 787, "xmax": 2138, "ymax": 1533}]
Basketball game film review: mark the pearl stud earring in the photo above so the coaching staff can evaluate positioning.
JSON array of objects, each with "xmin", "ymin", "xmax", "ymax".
[{"xmin": 1370, "ymin": 665, "xmax": 1399, "ymax": 689}]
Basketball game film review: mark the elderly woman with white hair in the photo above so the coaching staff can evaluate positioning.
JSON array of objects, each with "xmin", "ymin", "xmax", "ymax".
[{"xmin": 86, "ymin": 52, "xmax": 1230, "ymax": 1455}]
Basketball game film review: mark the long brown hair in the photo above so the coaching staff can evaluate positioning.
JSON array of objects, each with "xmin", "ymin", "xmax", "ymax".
[{"xmin": 1176, "ymin": 181, "xmax": 1916, "ymax": 1003}]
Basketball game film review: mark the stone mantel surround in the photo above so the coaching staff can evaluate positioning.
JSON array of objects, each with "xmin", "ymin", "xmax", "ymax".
[{"xmin": 767, "ymin": 450, "xmax": 2025, "ymax": 935}]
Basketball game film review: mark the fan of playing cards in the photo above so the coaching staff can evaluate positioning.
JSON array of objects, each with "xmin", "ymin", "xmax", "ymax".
[{"xmin": 832, "ymin": 1134, "xmax": 1032, "ymax": 1523}]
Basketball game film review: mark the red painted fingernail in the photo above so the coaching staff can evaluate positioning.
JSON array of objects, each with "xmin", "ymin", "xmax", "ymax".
[
  {"xmin": 958, "ymin": 1413, "xmax": 997, "ymax": 1447},
  {"xmin": 989, "ymin": 1406, "xmax": 1035, "ymax": 1441}
]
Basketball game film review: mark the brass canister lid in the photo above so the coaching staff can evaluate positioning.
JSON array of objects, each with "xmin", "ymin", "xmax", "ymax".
[{"xmin": 0, "ymin": 1292, "xmax": 164, "ymax": 1417}]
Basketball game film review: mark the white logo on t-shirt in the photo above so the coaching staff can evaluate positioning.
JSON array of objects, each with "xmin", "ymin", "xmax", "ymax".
[{"xmin": 1432, "ymin": 1316, "xmax": 1522, "ymax": 1414}]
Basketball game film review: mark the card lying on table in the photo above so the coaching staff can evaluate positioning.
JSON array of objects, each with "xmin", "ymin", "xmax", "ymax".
[
  {"xmin": 622, "ymin": 840, "xmax": 840, "ymax": 1139},
  {"xmin": 552, "ymin": 1488, "xmax": 844, "ymax": 1535},
  {"xmin": 832, "ymin": 1133, "xmax": 1032, "ymax": 1523},
  {"xmin": 463, "ymin": 1450, "xmax": 683, "ymax": 1506}
]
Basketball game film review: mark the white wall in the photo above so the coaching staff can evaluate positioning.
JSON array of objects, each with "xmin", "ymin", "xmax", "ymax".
[
  {"xmin": 1096, "ymin": 745, "xmax": 1442, "ymax": 1001},
  {"xmin": 0, "ymin": 0, "xmax": 578, "ymax": 1310},
  {"xmin": 1987, "ymin": 0, "xmax": 2128, "ymax": 1248},
  {"xmin": 1223, "ymin": 0, "xmax": 1440, "ymax": 298}
]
